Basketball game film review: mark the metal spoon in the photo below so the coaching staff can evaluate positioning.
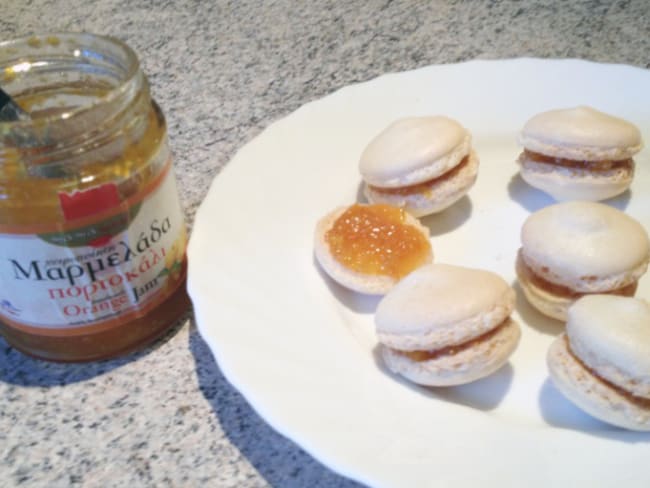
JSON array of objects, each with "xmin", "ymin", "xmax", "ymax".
[
  {"xmin": 0, "ymin": 86, "xmax": 69, "ymax": 177},
  {"xmin": 0, "ymin": 87, "xmax": 29, "ymax": 122}
]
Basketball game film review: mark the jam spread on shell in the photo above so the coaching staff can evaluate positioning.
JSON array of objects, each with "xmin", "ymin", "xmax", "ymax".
[
  {"xmin": 523, "ymin": 150, "xmax": 633, "ymax": 171},
  {"xmin": 325, "ymin": 204, "xmax": 431, "ymax": 279}
]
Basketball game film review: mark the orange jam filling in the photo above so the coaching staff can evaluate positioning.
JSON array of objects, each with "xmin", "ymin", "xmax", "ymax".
[
  {"xmin": 523, "ymin": 150, "xmax": 633, "ymax": 171},
  {"xmin": 565, "ymin": 336, "xmax": 650, "ymax": 407},
  {"xmin": 325, "ymin": 204, "xmax": 431, "ymax": 279},
  {"xmin": 368, "ymin": 156, "xmax": 469, "ymax": 195},
  {"xmin": 518, "ymin": 255, "xmax": 637, "ymax": 299},
  {"xmin": 401, "ymin": 321, "xmax": 506, "ymax": 362}
]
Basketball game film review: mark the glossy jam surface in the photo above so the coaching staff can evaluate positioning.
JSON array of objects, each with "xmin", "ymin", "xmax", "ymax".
[{"xmin": 325, "ymin": 204, "xmax": 431, "ymax": 279}]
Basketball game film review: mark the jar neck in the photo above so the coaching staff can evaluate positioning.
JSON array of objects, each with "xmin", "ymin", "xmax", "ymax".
[{"xmin": 0, "ymin": 34, "xmax": 151, "ymax": 175}]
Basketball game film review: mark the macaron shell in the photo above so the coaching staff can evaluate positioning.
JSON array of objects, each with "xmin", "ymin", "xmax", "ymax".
[
  {"xmin": 521, "ymin": 201, "xmax": 650, "ymax": 291},
  {"xmin": 518, "ymin": 154, "xmax": 633, "ymax": 202},
  {"xmin": 376, "ymin": 263, "xmax": 515, "ymax": 351},
  {"xmin": 359, "ymin": 116, "xmax": 471, "ymax": 188},
  {"xmin": 382, "ymin": 318, "xmax": 520, "ymax": 386},
  {"xmin": 363, "ymin": 149, "xmax": 479, "ymax": 217},
  {"xmin": 567, "ymin": 295, "xmax": 650, "ymax": 398},
  {"xmin": 519, "ymin": 106, "xmax": 643, "ymax": 161},
  {"xmin": 313, "ymin": 206, "xmax": 432, "ymax": 295},
  {"xmin": 547, "ymin": 334, "xmax": 650, "ymax": 431}
]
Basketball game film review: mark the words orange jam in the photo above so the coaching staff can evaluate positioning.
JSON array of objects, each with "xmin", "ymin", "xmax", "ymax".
[
  {"xmin": 0, "ymin": 34, "xmax": 189, "ymax": 361},
  {"xmin": 325, "ymin": 204, "xmax": 431, "ymax": 279}
]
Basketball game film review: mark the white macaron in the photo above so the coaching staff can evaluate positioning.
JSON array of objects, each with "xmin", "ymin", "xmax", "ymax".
[
  {"xmin": 517, "ymin": 106, "xmax": 643, "ymax": 201},
  {"xmin": 375, "ymin": 263, "xmax": 520, "ymax": 386},
  {"xmin": 547, "ymin": 295, "xmax": 650, "ymax": 431},
  {"xmin": 359, "ymin": 116, "xmax": 479, "ymax": 217},
  {"xmin": 314, "ymin": 203, "xmax": 433, "ymax": 295},
  {"xmin": 516, "ymin": 201, "xmax": 650, "ymax": 321}
]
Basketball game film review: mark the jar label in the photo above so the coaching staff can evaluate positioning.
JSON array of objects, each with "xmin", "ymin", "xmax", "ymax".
[{"xmin": 0, "ymin": 160, "xmax": 187, "ymax": 330}]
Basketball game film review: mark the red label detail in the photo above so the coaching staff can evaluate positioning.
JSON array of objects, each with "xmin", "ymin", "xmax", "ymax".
[
  {"xmin": 59, "ymin": 184, "xmax": 121, "ymax": 221},
  {"xmin": 87, "ymin": 235, "xmax": 113, "ymax": 248}
]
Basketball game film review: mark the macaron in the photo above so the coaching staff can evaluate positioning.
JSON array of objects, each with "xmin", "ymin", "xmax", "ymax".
[
  {"xmin": 359, "ymin": 116, "xmax": 479, "ymax": 217},
  {"xmin": 517, "ymin": 106, "xmax": 643, "ymax": 201},
  {"xmin": 375, "ymin": 263, "xmax": 520, "ymax": 386},
  {"xmin": 517, "ymin": 201, "xmax": 650, "ymax": 321},
  {"xmin": 314, "ymin": 203, "xmax": 433, "ymax": 295},
  {"xmin": 547, "ymin": 295, "xmax": 650, "ymax": 431}
]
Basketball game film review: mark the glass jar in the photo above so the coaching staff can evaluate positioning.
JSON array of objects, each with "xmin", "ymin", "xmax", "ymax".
[{"xmin": 0, "ymin": 33, "xmax": 190, "ymax": 361}]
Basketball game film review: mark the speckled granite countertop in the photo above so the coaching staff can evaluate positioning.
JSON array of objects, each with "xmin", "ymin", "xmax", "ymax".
[{"xmin": 1, "ymin": 1, "xmax": 649, "ymax": 486}]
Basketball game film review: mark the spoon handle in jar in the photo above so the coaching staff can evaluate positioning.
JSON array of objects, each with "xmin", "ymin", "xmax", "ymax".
[{"xmin": 0, "ymin": 87, "xmax": 30, "ymax": 122}]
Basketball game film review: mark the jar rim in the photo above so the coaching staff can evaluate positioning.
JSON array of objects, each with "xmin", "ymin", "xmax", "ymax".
[{"xmin": 0, "ymin": 32, "xmax": 141, "ymax": 131}]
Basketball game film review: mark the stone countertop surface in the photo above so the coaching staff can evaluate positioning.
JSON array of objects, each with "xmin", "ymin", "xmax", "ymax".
[{"xmin": 1, "ymin": 1, "xmax": 649, "ymax": 486}]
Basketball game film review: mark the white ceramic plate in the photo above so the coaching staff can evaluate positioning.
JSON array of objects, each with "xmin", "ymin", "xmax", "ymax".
[{"xmin": 188, "ymin": 59, "xmax": 650, "ymax": 488}]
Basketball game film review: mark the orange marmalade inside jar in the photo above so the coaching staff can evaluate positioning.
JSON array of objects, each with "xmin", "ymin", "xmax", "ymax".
[
  {"xmin": 0, "ymin": 34, "xmax": 189, "ymax": 361},
  {"xmin": 325, "ymin": 204, "xmax": 431, "ymax": 279}
]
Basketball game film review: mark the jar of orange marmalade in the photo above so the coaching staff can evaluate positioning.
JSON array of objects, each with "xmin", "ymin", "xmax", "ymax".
[{"xmin": 0, "ymin": 33, "xmax": 189, "ymax": 361}]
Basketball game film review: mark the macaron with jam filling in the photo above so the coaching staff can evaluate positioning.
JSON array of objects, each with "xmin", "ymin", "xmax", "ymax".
[
  {"xmin": 375, "ymin": 263, "xmax": 520, "ymax": 386},
  {"xmin": 517, "ymin": 106, "xmax": 643, "ymax": 201},
  {"xmin": 516, "ymin": 200, "xmax": 650, "ymax": 321},
  {"xmin": 314, "ymin": 203, "xmax": 432, "ymax": 295},
  {"xmin": 359, "ymin": 116, "xmax": 479, "ymax": 217},
  {"xmin": 547, "ymin": 295, "xmax": 650, "ymax": 431}
]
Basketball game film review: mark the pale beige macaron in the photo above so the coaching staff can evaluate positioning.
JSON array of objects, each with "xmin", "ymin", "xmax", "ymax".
[
  {"xmin": 517, "ymin": 201, "xmax": 650, "ymax": 321},
  {"xmin": 517, "ymin": 106, "xmax": 643, "ymax": 201},
  {"xmin": 375, "ymin": 263, "xmax": 520, "ymax": 386},
  {"xmin": 547, "ymin": 295, "xmax": 650, "ymax": 431},
  {"xmin": 359, "ymin": 116, "xmax": 479, "ymax": 217},
  {"xmin": 314, "ymin": 203, "xmax": 433, "ymax": 295}
]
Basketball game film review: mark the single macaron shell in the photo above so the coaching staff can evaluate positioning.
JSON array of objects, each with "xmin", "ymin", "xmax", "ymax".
[
  {"xmin": 517, "ymin": 106, "xmax": 643, "ymax": 201},
  {"xmin": 314, "ymin": 204, "xmax": 432, "ymax": 295},
  {"xmin": 517, "ymin": 201, "xmax": 650, "ymax": 320},
  {"xmin": 375, "ymin": 263, "xmax": 520, "ymax": 386},
  {"xmin": 359, "ymin": 116, "xmax": 478, "ymax": 216},
  {"xmin": 547, "ymin": 295, "xmax": 650, "ymax": 431},
  {"xmin": 519, "ymin": 106, "xmax": 642, "ymax": 161}
]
